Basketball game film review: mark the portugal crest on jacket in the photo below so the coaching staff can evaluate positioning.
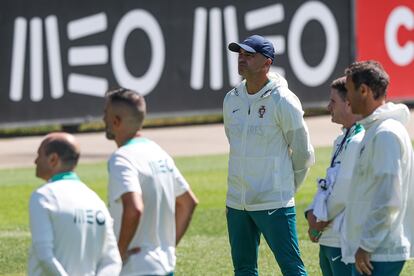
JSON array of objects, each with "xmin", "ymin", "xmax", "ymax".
[{"xmin": 258, "ymin": 105, "xmax": 266, "ymax": 118}]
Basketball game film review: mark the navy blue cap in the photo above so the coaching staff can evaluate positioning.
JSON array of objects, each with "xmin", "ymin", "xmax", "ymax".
[{"xmin": 228, "ymin": 35, "xmax": 275, "ymax": 63}]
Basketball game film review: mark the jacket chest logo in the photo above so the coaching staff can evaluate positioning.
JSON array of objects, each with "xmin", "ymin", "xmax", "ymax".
[{"xmin": 258, "ymin": 105, "xmax": 266, "ymax": 118}]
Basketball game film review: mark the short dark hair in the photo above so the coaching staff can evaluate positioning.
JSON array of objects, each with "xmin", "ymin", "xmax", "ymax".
[
  {"xmin": 105, "ymin": 88, "xmax": 146, "ymax": 129},
  {"xmin": 44, "ymin": 140, "xmax": 79, "ymax": 169},
  {"xmin": 345, "ymin": 60, "xmax": 389, "ymax": 100},
  {"xmin": 330, "ymin": 77, "xmax": 347, "ymax": 101}
]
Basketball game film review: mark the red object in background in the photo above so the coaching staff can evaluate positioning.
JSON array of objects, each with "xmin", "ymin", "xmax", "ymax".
[{"xmin": 356, "ymin": 0, "xmax": 414, "ymax": 101}]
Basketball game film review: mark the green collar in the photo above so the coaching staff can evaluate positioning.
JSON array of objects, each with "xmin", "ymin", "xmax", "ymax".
[
  {"xmin": 123, "ymin": 137, "xmax": 149, "ymax": 146},
  {"xmin": 345, "ymin": 123, "xmax": 364, "ymax": 146},
  {"xmin": 353, "ymin": 123, "xmax": 364, "ymax": 135},
  {"xmin": 49, "ymin": 171, "xmax": 80, "ymax": 182}
]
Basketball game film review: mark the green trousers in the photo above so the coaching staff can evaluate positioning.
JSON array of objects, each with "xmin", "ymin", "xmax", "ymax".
[{"xmin": 226, "ymin": 206, "xmax": 307, "ymax": 276}]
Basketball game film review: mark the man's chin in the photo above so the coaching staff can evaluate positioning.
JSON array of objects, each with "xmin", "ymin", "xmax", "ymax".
[
  {"xmin": 36, "ymin": 171, "xmax": 48, "ymax": 181},
  {"xmin": 105, "ymin": 132, "xmax": 115, "ymax": 140},
  {"xmin": 351, "ymin": 106, "xmax": 361, "ymax": 115}
]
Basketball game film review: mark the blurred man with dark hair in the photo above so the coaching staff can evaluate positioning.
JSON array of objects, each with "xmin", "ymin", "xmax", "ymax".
[
  {"xmin": 342, "ymin": 60, "xmax": 414, "ymax": 276},
  {"xmin": 103, "ymin": 88, "xmax": 198, "ymax": 275},
  {"xmin": 29, "ymin": 132, "xmax": 121, "ymax": 275}
]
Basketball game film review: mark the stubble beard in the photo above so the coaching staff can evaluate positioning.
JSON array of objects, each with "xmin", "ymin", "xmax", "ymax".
[
  {"xmin": 105, "ymin": 127, "xmax": 115, "ymax": 140},
  {"xmin": 35, "ymin": 166, "xmax": 49, "ymax": 181},
  {"xmin": 349, "ymin": 102, "xmax": 360, "ymax": 115}
]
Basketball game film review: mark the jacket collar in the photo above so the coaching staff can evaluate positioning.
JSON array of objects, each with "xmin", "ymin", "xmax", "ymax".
[
  {"xmin": 358, "ymin": 102, "xmax": 410, "ymax": 130},
  {"xmin": 234, "ymin": 80, "xmax": 274, "ymax": 101}
]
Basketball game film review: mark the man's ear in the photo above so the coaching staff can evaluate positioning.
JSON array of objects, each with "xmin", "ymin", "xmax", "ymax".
[
  {"xmin": 345, "ymin": 99, "xmax": 352, "ymax": 111},
  {"xmin": 359, "ymin": 83, "xmax": 370, "ymax": 98},
  {"xmin": 113, "ymin": 115, "xmax": 122, "ymax": 128},
  {"xmin": 47, "ymin": 152, "xmax": 60, "ymax": 168},
  {"xmin": 264, "ymin": 58, "xmax": 272, "ymax": 68}
]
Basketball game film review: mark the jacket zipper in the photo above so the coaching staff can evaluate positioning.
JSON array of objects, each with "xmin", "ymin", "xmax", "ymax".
[
  {"xmin": 241, "ymin": 102, "xmax": 253, "ymax": 209},
  {"xmin": 240, "ymin": 88, "xmax": 269, "ymax": 209}
]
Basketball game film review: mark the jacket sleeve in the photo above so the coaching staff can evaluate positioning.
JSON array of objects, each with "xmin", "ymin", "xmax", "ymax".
[
  {"xmin": 306, "ymin": 134, "xmax": 341, "ymax": 218},
  {"xmin": 108, "ymin": 153, "xmax": 141, "ymax": 203},
  {"xmin": 276, "ymin": 91, "xmax": 315, "ymax": 190},
  {"xmin": 326, "ymin": 177, "xmax": 348, "ymax": 221},
  {"xmin": 29, "ymin": 191, "xmax": 68, "ymax": 275},
  {"xmin": 96, "ymin": 213, "xmax": 122, "ymax": 275},
  {"xmin": 223, "ymin": 92, "xmax": 231, "ymax": 140},
  {"xmin": 359, "ymin": 132, "xmax": 403, "ymax": 252},
  {"xmin": 327, "ymin": 134, "xmax": 363, "ymax": 220}
]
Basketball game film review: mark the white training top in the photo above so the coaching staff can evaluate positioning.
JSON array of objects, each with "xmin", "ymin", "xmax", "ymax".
[
  {"xmin": 341, "ymin": 102, "xmax": 414, "ymax": 263},
  {"xmin": 308, "ymin": 124, "xmax": 364, "ymax": 247},
  {"xmin": 108, "ymin": 137, "xmax": 190, "ymax": 276},
  {"xmin": 28, "ymin": 172, "xmax": 122, "ymax": 276},
  {"xmin": 223, "ymin": 72, "xmax": 314, "ymax": 211}
]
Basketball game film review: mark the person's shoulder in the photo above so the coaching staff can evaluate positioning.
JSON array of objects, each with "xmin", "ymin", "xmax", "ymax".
[
  {"xmin": 265, "ymin": 73, "xmax": 298, "ymax": 101},
  {"xmin": 29, "ymin": 182, "xmax": 53, "ymax": 204},
  {"xmin": 224, "ymin": 82, "xmax": 244, "ymax": 100},
  {"xmin": 351, "ymin": 128, "xmax": 365, "ymax": 143},
  {"xmin": 80, "ymin": 181, "xmax": 107, "ymax": 205},
  {"xmin": 109, "ymin": 139, "xmax": 163, "ymax": 165},
  {"xmin": 272, "ymin": 86, "xmax": 299, "ymax": 102},
  {"xmin": 378, "ymin": 118, "xmax": 406, "ymax": 132},
  {"xmin": 373, "ymin": 119, "xmax": 408, "ymax": 145},
  {"xmin": 267, "ymin": 72, "xmax": 293, "ymax": 97},
  {"xmin": 109, "ymin": 144, "xmax": 135, "ymax": 162},
  {"xmin": 33, "ymin": 181, "xmax": 53, "ymax": 194},
  {"xmin": 380, "ymin": 121, "xmax": 407, "ymax": 136},
  {"xmin": 269, "ymin": 86, "xmax": 303, "ymax": 113},
  {"xmin": 108, "ymin": 148, "xmax": 130, "ymax": 171}
]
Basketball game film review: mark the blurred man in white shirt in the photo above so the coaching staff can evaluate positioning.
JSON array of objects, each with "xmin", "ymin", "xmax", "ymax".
[
  {"xmin": 29, "ymin": 132, "xmax": 121, "ymax": 276},
  {"xmin": 103, "ymin": 88, "xmax": 198, "ymax": 275}
]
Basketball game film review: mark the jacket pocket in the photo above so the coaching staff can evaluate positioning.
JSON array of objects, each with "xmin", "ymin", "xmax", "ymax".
[{"xmin": 243, "ymin": 157, "xmax": 280, "ymax": 205}]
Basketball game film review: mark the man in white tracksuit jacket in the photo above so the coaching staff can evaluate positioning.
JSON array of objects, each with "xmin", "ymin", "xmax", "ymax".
[
  {"xmin": 342, "ymin": 60, "xmax": 414, "ymax": 276},
  {"xmin": 305, "ymin": 77, "xmax": 364, "ymax": 276},
  {"xmin": 223, "ymin": 35, "xmax": 314, "ymax": 276}
]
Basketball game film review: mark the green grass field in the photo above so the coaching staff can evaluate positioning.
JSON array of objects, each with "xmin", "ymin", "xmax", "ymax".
[{"xmin": 1, "ymin": 148, "xmax": 413, "ymax": 275}]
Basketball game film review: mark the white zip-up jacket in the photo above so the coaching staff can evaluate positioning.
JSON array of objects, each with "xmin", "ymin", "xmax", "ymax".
[
  {"xmin": 341, "ymin": 102, "xmax": 414, "ymax": 263},
  {"xmin": 223, "ymin": 72, "xmax": 314, "ymax": 211},
  {"xmin": 306, "ymin": 124, "xmax": 364, "ymax": 247}
]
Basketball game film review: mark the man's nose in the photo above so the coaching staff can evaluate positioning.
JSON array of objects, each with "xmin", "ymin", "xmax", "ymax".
[{"xmin": 327, "ymin": 103, "xmax": 332, "ymax": 112}]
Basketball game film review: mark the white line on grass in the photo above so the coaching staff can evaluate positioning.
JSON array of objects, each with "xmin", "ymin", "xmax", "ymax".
[{"xmin": 0, "ymin": 230, "xmax": 30, "ymax": 238}]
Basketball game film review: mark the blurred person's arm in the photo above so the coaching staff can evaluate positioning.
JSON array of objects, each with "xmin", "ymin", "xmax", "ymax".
[
  {"xmin": 286, "ymin": 127, "xmax": 315, "ymax": 190},
  {"xmin": 276, "ymin": 92, "xmax": 315, "ymax": 190},
  {"xmin": 327, "ymin": 133, "xmax": 364, "ymax": 220},
  {"xmin": 29, "ymin": 192, "xmax": 68, "ymax": 275},
  {"xmin": 118, "ymin": 192, "xmax": 143, "ymax": 261},
  {"xmin": 96, "ymin": 210, "xmax": 122, "ymax": 275},
  {"xmin": 360, "ymin": 132, "xmax": 402, "ymax": 253},
  {"xmin": 175, "ymin": 190, "xmax": 198, "ymax": 245},
  {"xmin": 108, "ymin": 154, "xmax": 143, "ymax": 261}
]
